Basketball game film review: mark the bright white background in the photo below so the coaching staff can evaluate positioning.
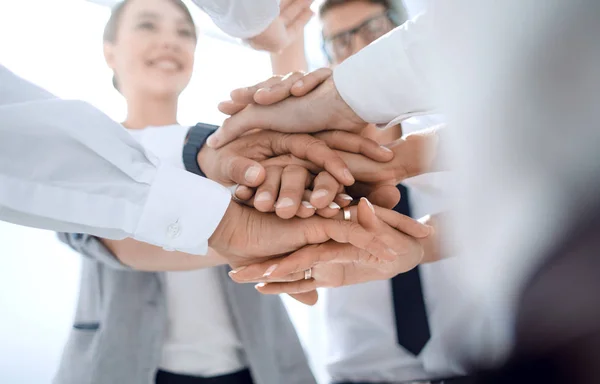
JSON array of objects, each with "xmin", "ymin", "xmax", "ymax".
[
  {"xmin": 0, "ymin": 1, "xmax": 425, "ymax": 383},
  {"xmin": 0, "ymin": 1, "xmax": 328, "ymax": 382}
]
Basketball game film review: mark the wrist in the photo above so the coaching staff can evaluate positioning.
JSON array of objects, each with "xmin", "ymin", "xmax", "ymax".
[
  {"xmin": 327, "ymin": 77, "xmax": 366, "ymax": 132},
  {"xmin": 208, "ymin": 199, "xmax": 242, "ymax": 253},
  {"xmin": 392, "ymin": 130, "xmax": 439, "ymax": 182}
]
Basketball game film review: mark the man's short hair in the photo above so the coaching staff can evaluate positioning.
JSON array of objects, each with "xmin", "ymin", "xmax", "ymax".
[{"xmin": 318, "ymin": 0, "xmax": 409, "ymax": 26}]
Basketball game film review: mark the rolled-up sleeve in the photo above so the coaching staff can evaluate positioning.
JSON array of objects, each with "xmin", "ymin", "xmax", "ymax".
[
  {"xmin": 0, "ymin": 65, "xmax": 231, "ymax": 255},
  {"xmin": 191, "ymin": 0, "xmax": 279, "ymax": 39},
  {"xmin": 333, "ymin": 13, "xmax": 437, "ymax": 126}
]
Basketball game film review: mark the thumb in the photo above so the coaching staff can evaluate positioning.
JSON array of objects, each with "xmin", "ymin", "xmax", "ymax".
[{"xmin": 223, "ymin": 156, "xmax": 266, "ymax": 187}]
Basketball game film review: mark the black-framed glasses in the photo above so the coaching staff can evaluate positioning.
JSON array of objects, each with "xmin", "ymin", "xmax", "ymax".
[{"xmin": 322, "ymin": 11, "xmax": 398, "ymax": 64}]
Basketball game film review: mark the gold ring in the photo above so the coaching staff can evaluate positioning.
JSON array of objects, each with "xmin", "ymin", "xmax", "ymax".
[
  {"xmin": 304, "ymin": 268, "xmax": 312, "ymax": 280},
  {"xmin": 343, "ymin": 208, "xmax": 351, "ymax": 221}
]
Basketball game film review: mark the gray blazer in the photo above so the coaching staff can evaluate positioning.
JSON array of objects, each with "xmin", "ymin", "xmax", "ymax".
[{"xmin": 54, "ymin": 233, "xmax": 316, "ymax": 384}]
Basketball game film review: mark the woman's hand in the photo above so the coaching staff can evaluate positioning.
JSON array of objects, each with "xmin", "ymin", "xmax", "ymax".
[
  {"xmin": 245, "ymin": 0, "xmax": 314, "ymax": 53},
  {"xmin": 228, "ymin": 198, "xmax": 433, "ymax": 304}
]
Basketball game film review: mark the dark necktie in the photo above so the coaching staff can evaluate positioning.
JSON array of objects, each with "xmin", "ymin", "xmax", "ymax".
[{"xmin": 391, "ymin": 184, "xmax": 431, "ymax": 356}]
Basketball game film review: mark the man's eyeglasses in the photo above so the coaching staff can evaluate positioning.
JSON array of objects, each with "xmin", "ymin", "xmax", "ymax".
[{"xmin": 322, "ymin": 11, "xmax": 397, "ymax": 64}]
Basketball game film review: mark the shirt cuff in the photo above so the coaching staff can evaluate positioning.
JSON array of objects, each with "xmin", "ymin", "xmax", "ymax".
[
  {"xmin": 133, "ymin": 164, "xmax": 231, "ymax": 255},
  {"xmin": 332, "ymin": 15, "xmax": 436, "ymax": 125}
]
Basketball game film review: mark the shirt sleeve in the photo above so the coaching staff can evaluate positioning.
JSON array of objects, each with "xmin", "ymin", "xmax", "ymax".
[
  {"xmin": 191, "ymin": 0, "xmax": 279, "ymax": 39},
  {"xmin": 0, "ymin": 65, "xmax": 231, "ymax": 255},
  {"xmin": 333, "ymin": 12, "xmax": 437, "ymax": 126}
]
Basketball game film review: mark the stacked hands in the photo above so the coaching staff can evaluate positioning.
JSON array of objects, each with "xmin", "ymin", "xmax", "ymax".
[{"xmin": 200, "ymin": 68, "xmax": 440, "ymax": 305}]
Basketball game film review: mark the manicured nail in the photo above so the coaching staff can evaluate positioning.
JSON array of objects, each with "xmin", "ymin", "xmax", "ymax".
[
  {"xmin": 312, "ymin": 189, "xmax": 328, "ymax": 200},
  {"xmin": 229, "ymin": 266, "xmax": 246, "ymax": 275},
  {"xmin": 255, "ymin": 283, "xmax": 267, "ymax": 289},
  {"xmin": 302, "ymin": 201, "xmax": 316, "ymax": 209},
  {"xmin": 244, "ymin": 166, "xmax": 261, "ymax": 183},
  {"xmin": 255, "ymin": 192, "xmax": 272, "ymax": 202},
  {"xmin": 275, "ymin": 197, "xmax": 294, "ymax": 209},
  {"xmin": 380, "ymin": 145, "xmax": 393, "ymax": 152},
  {"xmin": 292, "ymin": 80, "xmax": 304, "ymax": 89},
  {"xmin": 206, "ymin": 135, "xmax": 218, "ymax": 148},
  {"xmin": 328, "ymin": 202, "xmax": 341, "ymax": 210},
  {"xmin": 263, "ymin": 264, "xmax": 278, "ymax": 277},
  {"xmin": 338, "ymin": 194, "xmax": 353, "ymax": 201},
  {"xmin": 361, "ymin": 197, "xmax": 375, "ymax": 213},
  {"xmin": 343, "ymin": 169, "xmax": 354, "ymax": 182}
]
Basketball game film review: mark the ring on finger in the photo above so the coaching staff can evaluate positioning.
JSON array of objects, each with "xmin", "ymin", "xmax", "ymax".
[
  {"xmin": 343, "ymin": 208, "xmax": 351, "ymax": 221},
  {"xmin": 304, "ymin": 268, "xmax": 312, "ymax": 280}
]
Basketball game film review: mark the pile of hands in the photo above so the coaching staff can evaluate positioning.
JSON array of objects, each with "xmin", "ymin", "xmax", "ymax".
[{"xmin": 200, "ymin": 68, "xmax": 438, "ymax": 305}]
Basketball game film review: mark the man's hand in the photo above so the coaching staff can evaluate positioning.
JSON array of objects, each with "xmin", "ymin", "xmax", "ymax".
[
  {"xmin": 228, "ymin": 199, "xmax": 432, "ymax": 304},
  {"xmin": 218, "ymin": 68, "xmax": 333, "ymax": 115},
  {"xmin": 245, "ymin": 0, "xmax": 314, "ymax": 53},
  {"xmin": 208, "ymin": 76, "xmax": 366, "ymax": 148},
  {"xmin": 199, "ymin": 130, "xmax": 391, "ymax": 188},
  {"xmin": 207, "ymin": 199, "xmax": 398, "ymax": 269}
]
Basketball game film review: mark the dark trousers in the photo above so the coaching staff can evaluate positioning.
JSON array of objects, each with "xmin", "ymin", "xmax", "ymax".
[{"xmin": 156, "ymin": 369, "xmax": 254, "ymax": 384}]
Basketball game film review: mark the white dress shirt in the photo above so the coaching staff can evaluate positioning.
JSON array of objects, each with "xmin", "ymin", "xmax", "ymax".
[
  {"xmin": 128, "ymin": 126, "xmax": 245, "ymax": 377},
  {"xmin": 0, "ymin": 65, "xmax": 231, "ymax": 255},
  {"xmin": 324, "ymin": 115, "xmax": 468, "ymax": 383},
  {"xmin": 0, "ymin": 2, "xmax": 281, "ymax": 254},
  {"xmin": 191, "ymin": 0, "xmax": 279, "ymax": 39},
  {"xmin": 331, "ymin": 0, "xmax": 600, "ymax": 372}
]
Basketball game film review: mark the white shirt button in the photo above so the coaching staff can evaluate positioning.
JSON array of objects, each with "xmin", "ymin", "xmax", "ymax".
[{"xmin": 167, "ymin": 222, "xmax": 181, "ymax": 239}]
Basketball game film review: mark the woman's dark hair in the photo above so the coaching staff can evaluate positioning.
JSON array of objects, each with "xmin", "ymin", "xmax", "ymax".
[
  {"xmin": 319, "ymin": 0, "xmax": 408, "ymax": 26},
  {"xmin": 103, "ymin": 0, "xmax": 197, "ymax": 91}
]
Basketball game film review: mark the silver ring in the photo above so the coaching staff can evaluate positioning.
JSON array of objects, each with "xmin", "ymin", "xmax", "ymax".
[
  {"xmin": 343, "ymin": 208, "xmax": 351, "ymax": 221},
  {"xmin": 304, "ymin": 268, "xmax": 312, "ymax": 280}
]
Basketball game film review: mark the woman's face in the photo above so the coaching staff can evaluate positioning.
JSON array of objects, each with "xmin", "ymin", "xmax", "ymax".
[{"xmin": 104, "ymin": 0, "xmax": 197, "ymax": 98}]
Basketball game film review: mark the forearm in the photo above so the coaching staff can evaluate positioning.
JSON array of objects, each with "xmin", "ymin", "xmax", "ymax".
[
  {"xmin": 100, "ymin": 238, "xmax": 227, "ymax": 272},
  {"xmin": 270, "ymin": 34, "xmax": 309, "ymax": 75}
]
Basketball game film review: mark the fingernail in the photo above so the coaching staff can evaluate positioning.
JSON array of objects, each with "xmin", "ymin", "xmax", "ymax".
[
  {"xmin": 380, "ymin": 145, "xmax": 393, "ymax": 152},
  {"xmin": 343, "ymin": 169, "xmax": 354, "ymax": 181},
  {"xmin": 338, "ymin": 194, "xmax": 353, "ymax": 201},
  {"xmin": 312, "ymin": 189, "xmax": 328, "ymax": 200},
  {"xmin": 292, "ymin": 80, "xmax": 304, "ymax": 89},
  {"xmin": 263, "ymin": 264, "xmax": 278, "ymax": 277},
  {"xmin": 255, "ymin": 191, "xmax": 272, "ymax": 202},
  {"xmin": 365, "ymin": 198, "xmax": 375, "ymax": 213},
  {"xmin": 229, "ymin": 266, "xmax": 246, "ymax": 275},
  {"xmin": 302, "ymin": 201, "xmax": 316, "ymax": 209},
  {"xmin": 255, "ymin": 283, "xmax": 267, "ymax": 289},
  {"xmin": 206, "ymin": 135, "xmax": 218, "ymax": 148},
  {"xmin": 427, "ymin": 225, "xmax": 435, "ymax": 236},
  {"xmin": 328, "ymin": 202, "xmax": 341, "ymax": 210},
  {"xmin": 275, "ymin": 197, "xmax": 294, "ymax": 209},
  {"xmin": 245, "ymin": 166, "xmax": 261, "ymax": 183},
  {"xmin": 386, "ymin": 247, "xmax": 398, "ymax": 256}
]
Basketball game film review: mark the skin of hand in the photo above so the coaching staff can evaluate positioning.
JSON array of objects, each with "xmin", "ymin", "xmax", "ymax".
[
  {"xmin": 100, "ymin": 238, "xmax": 228, "ymax": 271},
  {"xmin": 207, "ymin": 199, "xmax": 398, "ymax": 270},
  {"xmin": 245, "ymin": 0, "xmax": 314, "ymax": 53},
  {"xmin": 228, "ymin": 198, "xmax": 432, "ymax": 305},
  {"xmin": 255, "ymin": 127, "xmax": 442, "ymax": 209},
  {"xmin": 198, "ymin": 130, "xmax": 361, "ymax": 189},
  {"xmin": 207, "ymin": 75, "xmax": 366, "ymax": 148},
  {"xmin": 200, "ymin": 129, "xmax": 393, "ymax": 216},
  {"xmin": 235, "ymin": 171, "xmax": 354, "ymax": 220},
  {"xmin": 218, "ymin": 68, "xmax": 333, "ymax": 116}
]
